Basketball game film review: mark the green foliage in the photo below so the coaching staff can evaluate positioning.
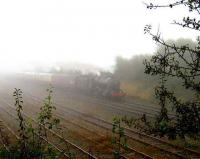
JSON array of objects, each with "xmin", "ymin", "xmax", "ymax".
[
  {"xmin": 0, "ymin": 148, "xmax": 8, "ymax": 158},
  {"xmin": 121, "ymin": 115, "xmax": 136, "ymax": 127},
  {"xmin": 37, "ymin": 86, "xmax": 60, "ymax": 156},
  {"xmin": 0, "ymin": 87, "xmax": 73, "ymax": 159},
  {"xmin": 143, "ymin": 0, "xmax": 200, "ymax": 140},
  {"xmin": 114, "ymin": 39, "xmax": 198, "ymax": 101},
  {"xmin": 115, "ymin": 55, "xmax": 152, "ymax": 82},
  {"xmin": 38, "ymin": 86, "xmax": 60, "ymax": 129},
  {"xmin": 13, "ymin": 88, "xmax": 29, "ymax": 158},
  {"xmin": 111, "ymin": 116, "xmax": 128, "ymax": 159}
]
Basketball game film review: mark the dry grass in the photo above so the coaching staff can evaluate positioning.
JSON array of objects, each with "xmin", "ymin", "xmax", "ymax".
[
  {"xmin": 169, "ymin": 137, "xmax": 200, "ymax": 152},
  {"xmin": 121, "ymin": 81, "xmax": 153, "ymax": 101},
  {"xmin": 90, "ymin": 135, "xmax": 113, "ymax": 154}
]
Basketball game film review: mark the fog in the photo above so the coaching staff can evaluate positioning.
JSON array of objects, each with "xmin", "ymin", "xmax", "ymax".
[{"xmin": 0, "ymin": 0, "xmax": 198, "ymax": 72}]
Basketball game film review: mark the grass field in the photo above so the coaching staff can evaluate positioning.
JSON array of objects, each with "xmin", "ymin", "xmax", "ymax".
[{"xmin": 121, "ymin": 81, "xmax": 154, "ymax": 102}]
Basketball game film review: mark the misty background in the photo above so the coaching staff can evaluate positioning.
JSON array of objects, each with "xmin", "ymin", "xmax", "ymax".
[
  {"xmin": 0, "ymin": 0, "xmax": 198, "ymax": 72},
  {"xmin": 0, "ymin": 0, "xmax": 198, "ymax": 102}
]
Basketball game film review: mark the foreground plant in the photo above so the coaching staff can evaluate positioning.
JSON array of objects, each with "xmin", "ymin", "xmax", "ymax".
[
  {"xmin": 111, "ymin": 116, "xmax": 129, "ymax": 159},
  {"xmin": 14, "ymin": 88, "xmax": 29, "ymax": 158},
  {"xmin": 143, "ymin": 0, "xmax": 200, "ymax": 141},
  {"xmin": 37, "ymin": 86, "xmax": 60, "ymax": 157},
  {"xmin": 0, "ymin": 87, "xmax": 71, "ymax": 159}
]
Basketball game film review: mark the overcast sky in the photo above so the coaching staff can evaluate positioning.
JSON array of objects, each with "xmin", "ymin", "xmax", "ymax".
[{"xmin": 0, "ymin": 0, "xmax": 198, "ymax": 72}]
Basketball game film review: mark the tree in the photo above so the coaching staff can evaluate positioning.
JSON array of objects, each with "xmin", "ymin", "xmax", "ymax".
[
  {"xmin": 143, "ymin": 0, "xmax": 200, "ymax": 140},
  {"xmin": 115, "ymin": 55, "xmax": 150, "ymax": 82}
]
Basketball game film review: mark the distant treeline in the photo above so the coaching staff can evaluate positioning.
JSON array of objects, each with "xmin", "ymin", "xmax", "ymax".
[{"xmin": 114, "ymin": 38, "xmax": 197, "ymax": 102}]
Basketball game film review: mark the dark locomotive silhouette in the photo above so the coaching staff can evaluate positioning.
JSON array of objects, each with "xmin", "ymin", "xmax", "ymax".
[
  {"xmin": 20, "ymin": 71, "xmax": 126, "ymax": 101},
  {"xmin": 73, "ymin": 73, "xmax": 126, "ymax": 101}
]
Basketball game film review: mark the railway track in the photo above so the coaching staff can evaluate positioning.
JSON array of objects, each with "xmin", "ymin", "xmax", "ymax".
[
  {"xmin": 0, "ymin": 78, "xmax": 175, "ymax": 119},
  {"xmin": 17, "ymin": 94, "xmax": 153, "ymax": 159},
  {"xmin": 0, "ymin": 100, "xmax": 138, "ymax": 159},
  {"xmin": 0, "ymin": 104, "xmax": 98, "ymax": 159},
  {"xmin": 0, "ymin": 98, "xmax": 147, "ymax": 159},
  {"xmin": 0, "ymin": 79, "xmax": 199, "ymax": 158},
  {"xmin": 61, "ymin": 90, "xmax": 176, "ymax": 119},
  {"xmin": 0, "ymin": 96, "xmax": 155, "ymax": 159},
  {"xmin": 0, "ymin": 117, "xmax": 74, "ymax": 159},
  {"xmin": 18, "ymin": 97, "xmax": 153, "ymax": 159},
  {"xmin": 25, "ymin": 94, "xmax": 200, "ymax": 159},
  {"xmin": 0, "ymin": 118, "xmax": 19, "ymax": 151},
  {"xmin": 0, "ymin": 118, "xmax": 19, "ymax": 159},
  {"xmin": 52, "ymin": 92, "xmax": 200, "ymax": 158}
]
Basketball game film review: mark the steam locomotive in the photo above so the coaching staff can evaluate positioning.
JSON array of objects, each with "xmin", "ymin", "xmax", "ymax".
[
  {"xmin": 20, "ymin": 72, "xmax": 126, "ymax": 101},
  {"xmin": 51, "ymin": 72, "xmax": 126, "ymax": 101},
  {"xmin": 72, "ymin": 73, "xmax": 126, "ymax": 101}
]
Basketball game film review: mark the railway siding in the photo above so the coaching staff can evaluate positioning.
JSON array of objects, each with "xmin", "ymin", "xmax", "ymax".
[
  {"xmin": 25, "ymin": 94, "xmax": 200, "ymax": 159},
  {"xmin": 0, "ymin": 104, "xmax": 97, "ymax": 159}
]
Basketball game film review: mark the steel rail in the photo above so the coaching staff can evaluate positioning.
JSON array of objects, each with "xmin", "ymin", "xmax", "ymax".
[
  {"xmin": 0, "ymin": 104, "xmax": 97, "ymax": 159},
  {"xmin": 27, "ymin": 94, "xmax": 200, "ymax": 159}
]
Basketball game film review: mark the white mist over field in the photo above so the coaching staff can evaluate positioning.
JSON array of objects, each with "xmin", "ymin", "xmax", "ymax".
[{"xmin": 0, "ymin": 0, "xmax": 198, "ymax": 72}]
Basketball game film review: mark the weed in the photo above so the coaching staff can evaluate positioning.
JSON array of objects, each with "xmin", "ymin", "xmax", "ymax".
[{"xmin": 0, "ymin": 87, "xmax": 75, "ymax": 159}]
